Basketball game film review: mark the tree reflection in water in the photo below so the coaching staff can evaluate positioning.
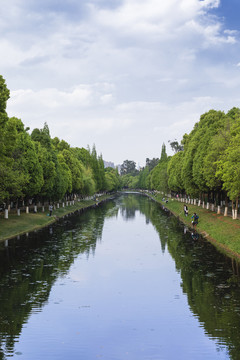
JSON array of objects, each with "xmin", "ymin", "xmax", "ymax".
[{"xmin": 0, "ymin": 194, "xmax": 239, "ymax": 359}]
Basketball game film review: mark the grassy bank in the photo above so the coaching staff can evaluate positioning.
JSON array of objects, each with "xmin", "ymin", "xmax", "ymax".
[
  {"xmin": 151, "ymin": 194, "xmax": 240, "ymax": 259},
  {"xmin": 0, "ymin": 195, "xmax": 111, "ymax": 242}
]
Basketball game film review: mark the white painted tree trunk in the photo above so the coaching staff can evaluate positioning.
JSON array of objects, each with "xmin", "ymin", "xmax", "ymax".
[
  {"xmin": 234, "ymin": 209, "xmax": 238, "ymax": 220},
  {"xmin": 198, "ymin": 200, "xmax": 201, "ymax": 206},
  {"xmin": 217, "ymin": 206, "xmax": 221, "ymax": 214},
  {"xmin": 206, "ymin": 202, "xmax": 209, "ymax": 210},
  {"xmin": 211, "ymin": 204, "xmax": 214, "ymax": 211},
  {"xmin": 202, "ymin": 201, "xmax": 205, "ymax": 209},
  {"xmin": 17, "ymin": 209, "xmax": 20, "ymax": 216},
  {"xmin": 42, "ymin": 206, "xmax": 45, "ymax": 212},
  {"xmin": 57, "ymin": 203, "xmax": 60, "ymax": 209},
  {"xmin": 26, "ymin": 206, "xmax": 29, "ymax": 214},
  {"xmin": 224, "ymin": 207, "xmax": 228, "ymax": 216},
  {"xmin": 62, "ymin": 202, "xmax": 65, "ymax": 208},
  {"xmin": 34, "ymin": 205, "xmax": 37, "ymax": 213},
  {"xmin": 4, "ymin": 209, "xmax": 8, "ymax": 219}
]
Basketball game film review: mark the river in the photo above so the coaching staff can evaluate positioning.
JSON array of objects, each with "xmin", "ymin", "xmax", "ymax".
[{"xmin": 0, "ymin": 194, "xmax": 240, "ymax": 359}]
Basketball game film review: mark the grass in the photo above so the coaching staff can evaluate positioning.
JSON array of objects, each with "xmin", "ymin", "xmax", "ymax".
[
  {"xmin": 0, "ymin": 196, "xmax": 110, "ymax": 242},
  {"xmin": 153, "ymin": 194, "xmax": 240, "ymax": 259}
]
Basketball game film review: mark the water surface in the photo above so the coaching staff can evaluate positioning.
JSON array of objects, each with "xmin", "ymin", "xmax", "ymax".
[{"xmin": 0, "ymin": 194, "xmax": 240, "ymax": 359}]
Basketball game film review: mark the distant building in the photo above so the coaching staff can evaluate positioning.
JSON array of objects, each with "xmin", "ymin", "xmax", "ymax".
[{"xmin": 104, "ymin": 160, "xmax": 115, "ymax": 169}]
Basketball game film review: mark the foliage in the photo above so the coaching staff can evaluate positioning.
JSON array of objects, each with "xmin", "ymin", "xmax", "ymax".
[
  {"xmin": 105, "ymin": 167, "xmax": 121, "ymax": 192},
  {"xmin": 216, "ymin": 117, "xmax": 240, "ymax": 202},
  {"xmin": 120, "ymin": 160, "xmax": 138, "ymax": 176},
  {"xmin": 168, "ymin": 139, "xmax": 184, "ymax": 153},
  {"xmin": 167, "ymin": 151, "xmax": 184, "ymax": 192},
  {"xmin": 0, "ymin": 75, "xmax": 112, "ymax": 205},
  {"xmin": 148, "ymin": 143, "xmax": 170, "ymax": 192},
  {"xmin": 2, "ymin": 71, "xmax": 240, "ymax": 209}
]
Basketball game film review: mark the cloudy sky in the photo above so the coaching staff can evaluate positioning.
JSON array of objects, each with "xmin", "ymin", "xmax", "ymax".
[{"xmin": 2, "ymin": 0, "xmax": 240, "ymax": 166}]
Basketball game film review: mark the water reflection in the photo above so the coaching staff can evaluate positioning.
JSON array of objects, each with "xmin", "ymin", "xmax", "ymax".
[
  {"xmin": 117, "ymin": 195, "xmax": 240, "ymax": 359},
  {"xmin": 0, "ymin": 200, "xmax": 116, "ymax": 359},
  {"xmin": 0, "ymin": 194, "xmax": 239, "ymax": 359}
]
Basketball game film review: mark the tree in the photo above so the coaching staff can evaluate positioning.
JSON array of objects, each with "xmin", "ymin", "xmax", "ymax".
[
  {"xmin": 160, "ymin": 143, "xmax": 168, "ymax": 162},
  {"xmin": 168, "ymin": 139, "xmax": 183, "ymax": 153},
  {"xmin": 216, "ymin": 117, "xmax": 240, "ymax": 210},
  {"xmin": 167, "ymin": 151, "xmax": 184, "ymax": 192},
  {"xmin": 53, "ymin": 153, "xmax": 72, "ymax": 200},
  {"xmin": 61, "ymin": 149, "xmax": 84, "ymax": 196},
  {"xmin": 192, "ymin": 110, "xmax": 225, "ymax": 193},
  {"xmin": 120, "ymin": 160, "xmax": 137, "ymax": 176},
  {"xmin": 145, "ymin": 158, "xmax": 159, "ymax": 172},
  {"xmin": 148, "ymin": 144, "xmax": 170, "ymax": 193},
  {"xmin": 0, "ymin": 117, "xmax": 30, "ymax": 204},
  {"xmin": 37, "ymin": 144, "xmax": 57, "ymax": 201},
  {"xmin": 31, "ymin": 122, "xmax": 52, "ymax": 149},
  {"xmin": 138, "ymin": 166, "xmax": 150, "ymax": 189}
]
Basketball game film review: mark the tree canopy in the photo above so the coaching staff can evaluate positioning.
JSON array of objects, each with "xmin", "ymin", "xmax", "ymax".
[{"xmin": 0, "ymin": 76, "xmax": 120, "ymax": 206}]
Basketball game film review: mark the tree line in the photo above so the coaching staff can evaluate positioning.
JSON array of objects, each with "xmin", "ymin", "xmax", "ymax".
[
  {"xmin": 0, "ymin": 75, "xmax": 121, "ymax": 209},
  {"xmin": 122, "ymin": 107, "xmax": 240, "ymax": 212},
  {"xmin": 2, "ymin": 72, "xmax": 240, "ymax": 212}
]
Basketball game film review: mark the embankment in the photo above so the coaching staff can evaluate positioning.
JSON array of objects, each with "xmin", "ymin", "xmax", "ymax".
[
  {"xmin": 146, "ymin": 193, "xmax": 240, "ymax": 260},
  {"xmin": 0, "ymin": 195, "xmax": 113, "ymax": 242}
]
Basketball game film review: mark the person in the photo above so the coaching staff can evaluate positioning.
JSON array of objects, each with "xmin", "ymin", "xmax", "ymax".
[
  {"xmin": 191, "ymin": 212, "xmax": 199, "ymax": 227},
  {"xmin": 191, "ymin": 230, "xmax": 199, "ymax": 241},
  {"xmin": 49, "ymin": 204, "xmax": 53, "ymax": 216},
  {"xmin": 184, "ymin": 204, "xmax": 188, "ymax": 216}
]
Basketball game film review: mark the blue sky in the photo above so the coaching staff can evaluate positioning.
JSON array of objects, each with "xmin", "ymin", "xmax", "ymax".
[{"xmin": 2, "ymin": 0, "xmax": 240, "ymax": 166}]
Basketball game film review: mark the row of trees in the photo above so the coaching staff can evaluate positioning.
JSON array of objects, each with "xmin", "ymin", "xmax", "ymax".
[
  {"xmin": 124, "ymin": 108, "xmax": 240, "ymax": 211},
  {"xmin": 2, "ymin": 71, "xmax": 240, "ymax": 210},
  {"xmin": 0, "ymin": 76, "xmax": 121, "ymax": 208},
  {"xmin": 167, "ymin": 108, "xmax": 240, "ymax": 208}
]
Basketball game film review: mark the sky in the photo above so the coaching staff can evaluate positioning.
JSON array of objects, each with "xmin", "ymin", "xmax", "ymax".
[{"xmin": 2, "ymin": 0, "xmax": 240, "ymax": 167}]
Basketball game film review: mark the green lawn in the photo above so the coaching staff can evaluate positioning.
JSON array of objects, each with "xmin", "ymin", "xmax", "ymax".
[{"xmin": 154, "ymin": 195, "xmax": 240, "ymax": 259}]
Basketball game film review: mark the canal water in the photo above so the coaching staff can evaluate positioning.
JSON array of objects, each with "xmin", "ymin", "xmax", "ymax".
[{"xmin": 0, "ymin": 194, "xmax": 240, "ymax": 360}]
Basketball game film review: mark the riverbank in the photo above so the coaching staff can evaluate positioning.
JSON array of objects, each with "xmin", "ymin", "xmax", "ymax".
[
  {"xmin": 0, "ymin": 195, "xmax": 112, "ymax": 242},
  {"xmin": 150, "ymin": 194, "xmax": 240, "ymax": 260}
]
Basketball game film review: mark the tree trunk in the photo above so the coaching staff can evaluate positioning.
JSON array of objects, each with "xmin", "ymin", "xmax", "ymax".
[
  {"xmin": 232, "ymin": 201, "xmax": 235, "ymax": 219},
  {"xmin": 235, "ymin": 197, "xmax": 239, "ymax": 220},
  {"xmin": 4, "ymin": 209, "xmax": 8, "ymax": 219}
]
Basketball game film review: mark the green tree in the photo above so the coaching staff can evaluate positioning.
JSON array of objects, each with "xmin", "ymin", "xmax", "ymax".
[
  {"xmin": 216, "ymin": 118, "xmax": 240, "ymax": 209},
  {"xmin": 145, "ymin": 158, "xmax": 159, "ymax": 172},
  {"xmin": 148, "ymin": 144, "xmax": 170, "ymax": 193},
  {"xmin": 120, "ymin": 160, "xmax": 138, "ymax": 176},
  {"xmin": 167, "ymin": 151, "xmax": 184, "ymax": 192},
  {"xmin": 105, "ymin": 167, "xmax": 121, "ymax": 192},
  {"xmin": 0, "ymin": 117, "xmax": 30, "ymax": 204},
  {"xmin": 61, "ymin": 149, "xmax": 84, "ymax": 196}
]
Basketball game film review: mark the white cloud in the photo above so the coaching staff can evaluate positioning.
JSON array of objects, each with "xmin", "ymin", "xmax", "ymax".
[
  {"xmin": 2, "ymin": 0, "xmax": 240, "ymax": 165},
  {"xmin": 90, "ymin": 0, "xmax": 230, "ymax": 46}
]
